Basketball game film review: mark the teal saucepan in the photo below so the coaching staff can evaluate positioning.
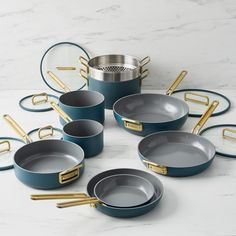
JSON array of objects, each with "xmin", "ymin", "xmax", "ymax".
[
  {"xmin": 47, "ymin": 71, "xmax": 105, "ymax": 125},
  {"xmin": 3, "ymin": 115, "xmax": 85, "ymax": 189},
  {"xmin": 50, "ymin": 102, "xmax": 104, "ymax": 158},
  {"xmin": 79, "ymin": 55, "xmax": 150, "ymax": 109},
  {"xmin": 138, "ymin": 101, "xmax": 219, "ymax": 177},
  {"xmin": 113, "ymin": 71, "xmax": 189, "ymax": 136}
]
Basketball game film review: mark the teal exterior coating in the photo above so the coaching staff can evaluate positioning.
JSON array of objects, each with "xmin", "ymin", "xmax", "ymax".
[
  {"xmin": 113, "ymin": 111, "xmax": 188, "ymax": 137},
  {"xmin": 88, "ymin": 76, "xmax": 142, "ymax": 109}
]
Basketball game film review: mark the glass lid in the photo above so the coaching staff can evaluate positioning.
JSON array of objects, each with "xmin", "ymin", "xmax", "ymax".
[
  {"xmin": 28, "ymin": 126, "xmax": 63, "ymax": 141},
  {"xmin": 200, "ymin": 124, "xmax": 236, "ymax": 158},
  {"xmin": 19, "ymin": 93, "xmax": 58, "ymax": 112},
  {"xmin": 40, "ymin": 42, "xmax": 90, "ymax": 94},
  {"xmin": 171, "ymin": 89, "xmax": 230, "ymax": 117},
  {"xmin": 0, "ymin": 137, "xmax": 25, "ymax": 170}
]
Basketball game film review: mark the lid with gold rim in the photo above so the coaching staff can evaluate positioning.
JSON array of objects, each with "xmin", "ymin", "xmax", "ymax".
[
  {"xmin": 19, "ymin": 93, "xmax": 58, "ymax": 112},
  {"xmin": 200, "ymin": 124, "xmax": 236, "ymax": 158},
  {"xmin": 40, "ymin": 42, "xmax": 90, "ymax": 94},
  {"xmin": 0, "ymin": 137, "xmax": 25, "ymax": 170},
  {"xmin": 171, "ymin": 89, "xmax": 230, "ymax": 117}
]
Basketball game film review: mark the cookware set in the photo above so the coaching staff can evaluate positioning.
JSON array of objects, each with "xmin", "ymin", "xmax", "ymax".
[{"xmin": 0, "ymin": 42, "xmax": 235, "ymax": 218}]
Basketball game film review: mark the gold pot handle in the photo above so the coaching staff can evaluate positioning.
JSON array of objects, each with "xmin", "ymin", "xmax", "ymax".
[
  {"xmin": 222, "ymin": 128, "xmax": 236, "ymax": 142},
  {"xmin": 59, "ymin": 163, "xmax": 83, "ymax": 184},
  {"xmin": 0, "ymin": 140, "xmax": 11, "ymax": 154},
  {"xmin": 56, "ymin": 66, "xmax": 76, "ymax": 71},
  {"xmin": 79, "ymin": 56, "xmax": 89, "ymax": 69},
  {"xmin": 50, "ymin": 102, "xmax": 72, "ymax": 123},
  {"xmin": 166, "ymin": 70, "xmax": 188, "ymax": 96},
  {"xmin": 47, "ymin": 71, "xmax": 71, "ymax": 93},
  {"xmin": 3, "ymin": 115, "xmax": 32, "ymax": 144},
  {"xmin": 80, "ymin": 68, "xmax": 89, "ymax": 86},
  {"xmin": 57, "ymin": 197, "xmax": 99, "ymax": 208},
  {"xmin": 31, "ymin": 193, "xmax": 88, "ymax": 200},
  {"xmin": 122, "ymin": 118, "xmax": 143, "ymax": 132},
  {"xmin": 141, "ymin": 69, "xmax": 149, "ymax": 80},
  {"xmin": 143, "ymin": 159, "xmax": 167, "ymax": 175},
  {"xmin": 184, "ymin": 92, "xmax": 209, "ymax": 106},
  {"xmin": 38, "ymin": 125, "xmax": 54, "ymax": 140},
  {"xmin": 191, "ymin": 100, "xmax": 219, "ymax": 134},
  {"xmin": 140, "ymin": 56, "xmax": 150, "ymax": 68},
  {"xmin": 32, "ymin": 93, "xmax": 49, "ymax": 105}
]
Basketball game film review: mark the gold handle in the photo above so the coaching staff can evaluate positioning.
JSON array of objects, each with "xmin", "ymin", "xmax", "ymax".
[
  {"xmin": 50, "ymin": 102, "xmax": 72, "ymax": 123},
  {"xmin": 56, "ymin": 66, "xmax": 76, "ymax": 71},
  {"xmin": 184, "ymin": 92, "xmax": 209, "ymax": 106},
  {"xmin": 0, "ymin": 140, "xmax": 11, "ymax": 154},
  {"xmin": 3, "ymin": 115, "xmax": 32, "ymax": 144},
  {"xmin": 38, "ymin": 125, "xmax": 54, "ymax": 140},
  {"xmin": 80, "ymin": 68, "xmax": 89, "ymax": 86},
  {"xmin": 122, "ymin": 118, "xmax": 143, "ymax": 132},
  {"xmin": 191, "ymin": 100, "xmax": 219, "ymax": 134},
  {"xmin": 47, "ymin": 71, "xmax": 71, "ymax": 93},
  {"xmin": 141, "ymin": 69, "xmax": 149, "ymax": 80},
  {"xmin": 79, "ymin": 56, "xmax": 89, "ymax": 69},
  {"xmin": 222, "ymin": 128, "xmax": 236, "ymax": 142},
  {"xmin": 59, "ymin": 164, "xmax": 83, "ymax": 184},
  {"xmin": 143, "ymin": 159, "xmax": 167, "ymax": 175},
  {"xmin": 32, "ymin": 93, "xmax": 48, "ymax": 105},
  {"xmin": 31, "ymin": 193, "xmax": 88, "ymax": 200},
  {"xmin": 166, "ymin": 70, "xmax": 188, "ymax": 96},
  {"xmin": 140, "ymin": 56, "xmax": 150, "ymax": 67},
  {"xmin": 57, "ymin": 197, "xmax": 100, "ymax": 208}
]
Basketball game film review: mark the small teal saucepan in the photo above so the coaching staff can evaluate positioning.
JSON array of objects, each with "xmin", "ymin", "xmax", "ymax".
[{"xmin": 51, "ymin": 102, "xmax": 104, "ymax": 158}]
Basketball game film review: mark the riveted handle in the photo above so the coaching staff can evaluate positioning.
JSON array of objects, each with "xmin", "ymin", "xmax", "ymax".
[
  {"xmin": 191, "ymin": 100, "xmax": 219, "ymax": 134},
  {"xmin": 59, "ymin": 163, "xmax": 83, "ymax": 184},
  {"xmin": 143, "ymin": 159, "xmax": 167, "ymax": 175},
  {"xmin": 32, "ymin": 93, "xmax": 49, "ymax": 105},
  {"xmin": 56, "ymin": 66, "xmax": 76, "ymax": 71},
  {"xmin": 3, "ymin": 115, "xmax": 32, "ymax": 144},
  {"xmin": 80, "ymin": 68, "xmax": 89, "ymax": 86},
  {"xmin": 38, "ymin": 125, "xmax": 54, "ymax": 140},
  {"xmin": 79, "ymin": 56, "xmax": 89, "ymax": 69},
  {"xmin": 122, "ymin": 118, "xmax": 143, "ymax": 132},
  {"xmin": 50, "ymin": 102, "xmax": 72, "ymax": 123},
  {"xmin": 184, "ymin": 92, "xmax": 209, "ymax": 106},
  {"xmin": 0, "ymin": 140, "xmax": 11, "ymax": 154},
  {"xmin": 222, "ymin": 128, "xmax": 236, "ymax": 142},
  {"xmin": 166, "ymin": 70, "xmax": 188, "ymax": 96},
  {"xmin": 31, "ymin": 193, "xmax": 88, "ymax": 200},
  {"xmin": 140, "ymin": 56, "xmax": 150, "ymax": 68},
  {"xmin": 47, "ymin": 71, "xmax": 71, "ymax": 93},
  {"xmin": 57, "ymin": 197, "xmax": 99, "ymax": 208}
]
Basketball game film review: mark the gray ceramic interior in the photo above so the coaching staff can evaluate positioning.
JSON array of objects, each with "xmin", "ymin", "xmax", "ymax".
[
  {"xmin": 59, "ymin": 90, "xmax": 104, "ymax": 107},
  {"xmin": 114, "ymin": 93, "xmax": 189, "ymax": 123},
  {"xmin": 94, "ymin": 174, "xmax": 155, "ymax": 208},
  {"xmin": 14, "ymin": 140, "xmax": 84, "ymax": 173},
  {"xmin": 139, "ymin": 131, "xmax": 215, "ymax": 168},
  {"xmin": 63, "ymin": 120, "xmax": 103, "ymax": 137}
]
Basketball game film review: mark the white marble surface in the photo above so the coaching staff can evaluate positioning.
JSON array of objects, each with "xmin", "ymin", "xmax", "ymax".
[
  {"xmin": 0, "ymin": 0, "xmax": 236, "ymax": 91},
  {"xmin": 0, "ymin": 89, "xmax": 235, "ymax": 236}
]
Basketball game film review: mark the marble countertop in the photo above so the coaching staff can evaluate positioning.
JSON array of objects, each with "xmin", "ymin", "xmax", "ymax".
[{"xmin": 0, "ymin": 89, "xmax": 235, "ymax": 236}]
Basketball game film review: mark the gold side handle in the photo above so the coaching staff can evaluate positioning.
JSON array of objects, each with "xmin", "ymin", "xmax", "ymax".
[
  {"xmin": 191, "ymin": 100, "xmax": 219, "ymax": 135},
  {"xmin": 0, "ymin": 140, "xmax": 11, "ymax": 154},
  {"xmin": 59, "ymin": 164, "xmax": 83, "ymax": 184},
  {"xmin": 166, "ymin": 70, "xmax": 188, "ymax": 96},
  {"xmin": 57, "ymin": 197, "xmax": 100, "ymax": 208},
  {"xmin": 141, "ymin": 69, "xmax": 149, "ymax": 80},
  {"xmin": 38, "ymin": 125, "xmax": 54, "ymax": 140},
  {"xmin": 143, "ymin": 160, "xmax": 167, "ymax": 175},
  {"xmin": 222, "ymin": 128, "xmax": 236, "ymax": 142},
  {"xmin": 79, "ymin": 56, "xmax": 89, "ymax": 69},
  {"xmin": 31, "ymin": 193, "xmax": 88, "ymax": 200},
  {"xmin": 80, "ymin": 68, "xmax": 89, "ymax": 86},
  {"xmin": 50, "ymin": 102, "xmax": 72, "ymax": 123},
  {"xmin": 184, "ymin": 92, "xmax": 209, "ymax": 106},
  {"xmin": 32, "ymin": 93, "xmax": 48, "ymax": 105},
  {"xmin": 56, "ymin": 66, "xmax": 76, "ymax": 71},
  {"xmin": 140, "ymin": 56, "xmax": 150, "ymax": 68},
  {"xmin": 47, "ymin": 71, "xmax": 71, "ymax": 93},
  {"xmin": 3, "ymin": 115, "xmax": 32, "ymax": 144},
  {"xmin": 122, "ymin": 118, "xmax": 143, "ymax": 132}
]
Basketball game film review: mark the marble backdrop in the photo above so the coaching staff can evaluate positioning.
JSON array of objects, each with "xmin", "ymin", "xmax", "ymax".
[{"xmin": 0, "ymin": 0, "xmax": 236, "ymax": 90}]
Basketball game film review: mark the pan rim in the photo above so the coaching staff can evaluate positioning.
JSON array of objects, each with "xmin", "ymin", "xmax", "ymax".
[
  {"xmin": 138, "ymin": 131, "xmax": 216, "ymax": 168},
  {"xmin": 113, "ymin": 93, "xmax": 189, "ymax": 124}
]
